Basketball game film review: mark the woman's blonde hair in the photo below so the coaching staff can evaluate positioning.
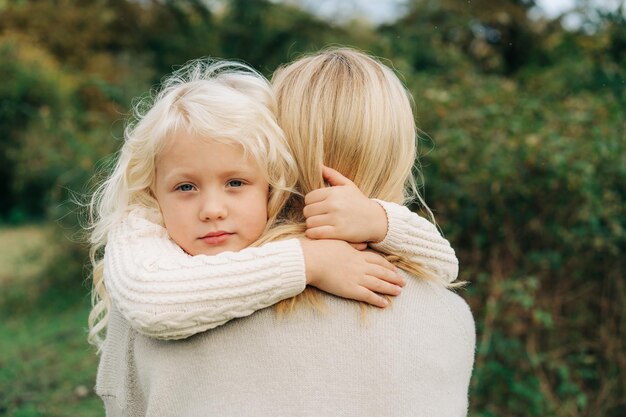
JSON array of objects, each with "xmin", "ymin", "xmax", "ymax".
[
  {"xmin": 261, "ymin": 47, "xmax": 449, "ymax": 313},
  {"xmin": 87, "ymin": 58, "xmax": 298, "ymax": 347}
]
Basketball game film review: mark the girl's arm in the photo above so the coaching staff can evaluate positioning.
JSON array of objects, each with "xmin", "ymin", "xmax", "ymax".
[
  {"xmin": 368, "ymin": 199, "xmax": 458, "ymax": 283},
  {"xmin": 104, "ymin": 207, "xmax": 403, "ymax": 340},
  {"xmin": 303, "ymin": 166, "xmax": 458, "ymax": 283}
]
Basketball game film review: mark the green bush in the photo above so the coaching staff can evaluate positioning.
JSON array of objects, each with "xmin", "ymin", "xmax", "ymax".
[
  {"xmin": 0, "ymin": 37, "xmax": 71, "ymax": 221},
  {"xmin": 414, "ymin": 62, "xmax": 625, "ymax": 416}
]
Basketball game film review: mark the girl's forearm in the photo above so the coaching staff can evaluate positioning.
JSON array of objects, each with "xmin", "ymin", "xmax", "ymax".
[
  {"xmin": 105, "ymin": 208, "xmax": 306, "ymax": 339},
  {"xmin": 370, "ymin": 200, "xmax": 459, "ymax": 283}
]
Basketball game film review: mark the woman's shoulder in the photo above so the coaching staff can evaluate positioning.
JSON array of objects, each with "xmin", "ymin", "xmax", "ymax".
[{"xmin": 400, "ymin": 273, "xmax": 475, "ymax": 342}]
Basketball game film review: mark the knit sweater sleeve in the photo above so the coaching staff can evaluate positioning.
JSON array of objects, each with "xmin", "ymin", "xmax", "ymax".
[
  {"xmin": 369, "ymin": 200, "xmax": 459, "ymax": 283},
  {"xmin": 103, "ymin": 207, "xmax": 306, "ymax": 340}
]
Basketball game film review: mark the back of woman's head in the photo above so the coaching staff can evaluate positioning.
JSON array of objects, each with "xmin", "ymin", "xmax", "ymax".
[
  {"xmin": 268, "ymin": 48, "xmax": 446, "ymax": 314},
  {"xmin": 87, "ymin": 58, "xmax": 296, "ymax": 347},
  {"xmin": 272, "ymin": 47, "xmax": 419, "ymax": 207}
]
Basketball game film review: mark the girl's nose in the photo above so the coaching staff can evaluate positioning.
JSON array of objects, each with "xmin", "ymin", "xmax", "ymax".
[{"xmin": 199, "ymin": 197, "xmax": 227, "ymax": 221}]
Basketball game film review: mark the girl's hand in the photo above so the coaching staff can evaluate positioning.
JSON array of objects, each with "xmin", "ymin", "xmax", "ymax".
[
  {"xmin": 300, "ymin": 238, "xmax": 405, "ymax": 308},
  {"xmin": 303, "ymin": 165, "xmax": 388, "ymax": 244}
]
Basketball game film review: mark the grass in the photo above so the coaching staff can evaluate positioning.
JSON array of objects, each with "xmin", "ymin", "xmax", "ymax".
[
  {"xmin": 0, "ymin": 300, "xmax": 101, "ymax": 417},
  {"xmin": 0, "ymin": 224, "xmax": 102, "ymax": 417},
  {"xmin": 0, "ymin": 224, "xmax": 54, "ymax": 284}
]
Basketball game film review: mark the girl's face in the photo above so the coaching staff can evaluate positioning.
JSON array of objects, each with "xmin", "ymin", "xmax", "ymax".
[{"xmin": 153, "ymin": 130, "xmax": 269, "ymax": 256}]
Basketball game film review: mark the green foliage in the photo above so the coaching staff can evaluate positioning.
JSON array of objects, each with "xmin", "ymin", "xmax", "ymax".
[
  {"xmin": 217, "ymin": 0, "xmax": 355, "ymax": 73},
  {"xmin": 0, "ymin": 35, "xmax": 138, "ymax": 223},
  {"xmin": 0, "ymin": 299, "xmax": 99, "ymax": 417},
  {"xmin": 413, "ymin": 43, "xmax": 624, "ymax": 415},
  {"xmin": 0, "ymin": 37, "xmax": 69, "ymax": 221},
  {"xmin": 381, "ymin": 0, "xmax": 548, "ymax": 75},
  {"xmin": 0, "ymin": 0, "xmax": 624, "ymax": 416}
]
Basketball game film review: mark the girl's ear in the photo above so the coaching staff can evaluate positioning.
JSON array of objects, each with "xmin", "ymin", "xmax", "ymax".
[
  {"xmin": 266, "ymin": 186, "xmax": 272, "ymax": 219},
  {"xmin": 147, "ymin": 182, "xmax": 158, "ymax": 200},
  {"xmin": 148, "ymin": 167, "xmax": 160, "ymax": 199}
]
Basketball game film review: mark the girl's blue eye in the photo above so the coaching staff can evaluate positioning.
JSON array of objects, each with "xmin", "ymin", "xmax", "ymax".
[
  {"xmin": 228, "ymin": 180, "xmax": 244, "ymax": 188},
  {"xmin": 178, "ymin": 184, "xmax": 194, "ymax": 192}
]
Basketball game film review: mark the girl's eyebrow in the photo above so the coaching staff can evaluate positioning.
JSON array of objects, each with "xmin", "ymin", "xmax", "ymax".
[
  {"xmin": 216, "ymin": 165, "xmax": 262, "ymax": 178},
  {"xmin": 159, "ymin": 167, "xmax": 261, "ymax": 183},
  {"xmin": 157, "ymin": 168, "xmax": 197, "ymax": 183}
]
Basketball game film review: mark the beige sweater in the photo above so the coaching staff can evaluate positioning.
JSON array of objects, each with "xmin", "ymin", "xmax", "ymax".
[
  {"xmin": 97, "ymin": 201, "xmax": 473, "ymax": 416},
  {"xmin": 97, "ymin": 277, "xmax": 475, "ymax": 417}
]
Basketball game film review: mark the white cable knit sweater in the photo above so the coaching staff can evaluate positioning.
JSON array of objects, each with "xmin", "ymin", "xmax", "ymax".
[{"xmin": 96, "ymin": 201, "xmax": 473, "ymax": 416}]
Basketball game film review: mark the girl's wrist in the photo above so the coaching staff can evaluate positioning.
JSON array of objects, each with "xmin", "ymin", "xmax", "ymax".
[
  {"xmin": 299, "ymin": 238, "xmax": 319, "ymax": 285},
  {"xmin": 368, "ymin": 199, "xmax": 389, "ymax": 243}
]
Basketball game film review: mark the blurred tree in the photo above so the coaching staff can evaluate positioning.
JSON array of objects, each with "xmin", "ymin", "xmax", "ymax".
[
  {"xmin": 136, "ymin": 0, "xmax": 221, "ymax": 80},
  {"xmin": 218, "ymin": 0, "xmax": 355, "ymax": 74},
  {"xmin": 0, "ymin": 36, "xmax": 71, "ymax": 221},
  {"xmin": 0, "ymin": 0, "xmax": 144, "ymax": 78},
  {"xmin": 379, "ymin": 0, "xmax": 547, "ymax": 74}
]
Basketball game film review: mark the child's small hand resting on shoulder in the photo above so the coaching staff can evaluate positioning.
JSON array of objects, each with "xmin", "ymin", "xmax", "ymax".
[
  {"xmin": 300, "ymin": 239, "xmax": 404, "ymax": 308},
  {"xmin": 303, "ymin": 165, "xmax": 460, "ymax": 285},
  {"xmin": 304, "ymin": 165, "xmax": 388, "ymax": 244}
]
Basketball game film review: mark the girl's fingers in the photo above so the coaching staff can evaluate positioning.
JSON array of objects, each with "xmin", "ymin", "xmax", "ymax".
[
  {"xmin": 322, "ymin": 165, "xmax": 353, "ymax": 187},
  {"xmin": 366, "ymin": 263, "xmax": 406, "ymax": 287},
  {"xmin": 362, "ymin": 275, "xmax": 403, "ymax": 296},
  {"xmin": 364, "ymin": 251, "xmax": 398, "ymax": 272},
  {"xmin": 304, "ymin": 188, "xmax": 330, "ymax": 206},
  {"xmin": 349, "ymin": 242, "xmax": 368, "ymax": 251},
  {"xmin": 304, "ymin": 225, "xmax": 336, "ymax": 240},
  {"xmin": 305, "ymin": 214, "xmax": 333, "ymax": 229},
  {"xmin": 352, "ymin": 286, "xmax": 389, "ymax": 308},
  {"xmin": 303, "ymin": 201, "xmax": 329, "ymax": 219}
]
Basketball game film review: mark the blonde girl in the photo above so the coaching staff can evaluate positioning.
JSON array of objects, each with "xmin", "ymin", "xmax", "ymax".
[
  {"xmin": 94, "ymin": 49, "xmax": 472, "ymax": 417},
  {"xmin": 88, "ymin": 58, "xmax": 405, "ymax": 348}
]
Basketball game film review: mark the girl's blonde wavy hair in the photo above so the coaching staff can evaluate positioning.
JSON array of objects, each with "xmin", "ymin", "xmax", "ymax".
[
  {"xmin": 87, "ymin": 59, "xmax": 298, "ymax": 347},
  {"xmin": 258, "ymin": 47, "xmax": 452, "ymax": 314}
]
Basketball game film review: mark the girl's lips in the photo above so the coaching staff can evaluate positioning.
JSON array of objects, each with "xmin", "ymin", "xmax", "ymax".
[{"xmin": 200, "ymin": 232, "xmax": 233, "ymax": 246}]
